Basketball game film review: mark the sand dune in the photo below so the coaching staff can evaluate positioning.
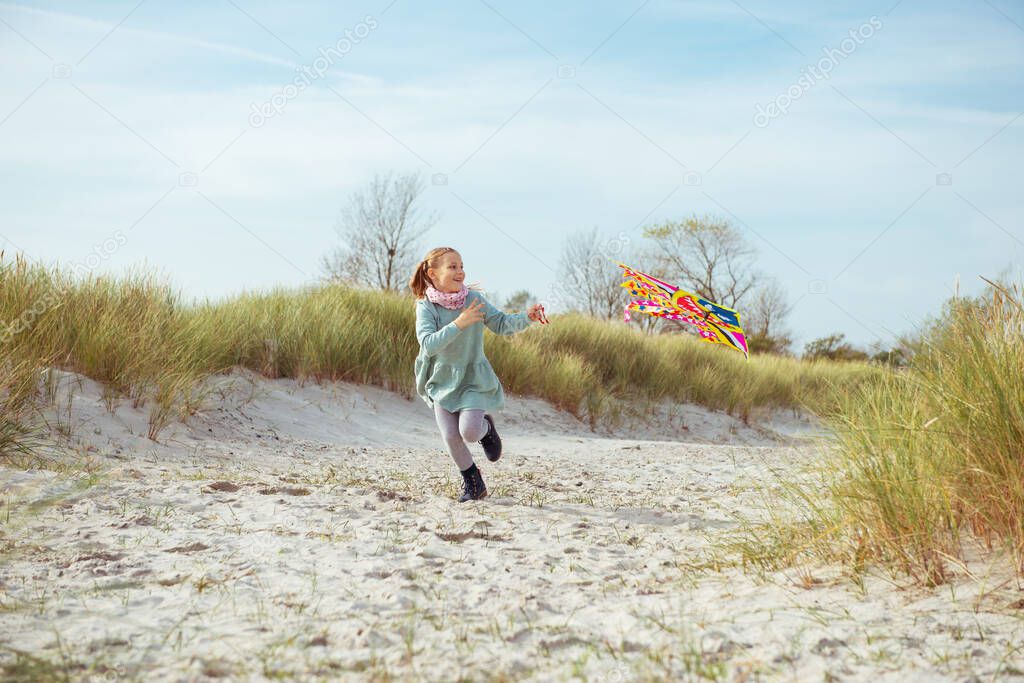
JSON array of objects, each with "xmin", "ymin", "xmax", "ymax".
[{"xmin": 1, "ymin": 370, "xmax": 1022, "ymax": 681}]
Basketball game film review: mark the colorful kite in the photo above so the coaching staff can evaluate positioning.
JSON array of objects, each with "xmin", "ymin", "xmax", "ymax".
[{"xmin": 618, "ymin": 263, "xmax": 749, "ymax": 358}]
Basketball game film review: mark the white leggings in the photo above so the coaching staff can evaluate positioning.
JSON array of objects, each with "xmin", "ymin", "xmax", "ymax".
[{"xmin": 433, "ymin": 405, "xmax": 487, "ymax": 470}]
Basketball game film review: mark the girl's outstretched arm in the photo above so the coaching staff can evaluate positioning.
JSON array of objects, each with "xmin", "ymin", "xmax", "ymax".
[
  {"xmin": 480, "ymin": 295, "xmax": 533, "ymax": 336},
  {"xmin": 416, "ymin": 302, "xmax": 461, "ymax": 356}
]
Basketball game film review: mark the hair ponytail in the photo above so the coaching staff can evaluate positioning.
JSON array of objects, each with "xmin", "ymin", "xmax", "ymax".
[{"xmin": 409, "ymin": 246, "xmax": 456, "ymax": 299}]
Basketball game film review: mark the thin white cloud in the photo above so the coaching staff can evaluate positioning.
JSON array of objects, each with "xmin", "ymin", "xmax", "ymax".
[{"xmin": 0, "ymin": 1, "xmax": 299, "ymax": 69}]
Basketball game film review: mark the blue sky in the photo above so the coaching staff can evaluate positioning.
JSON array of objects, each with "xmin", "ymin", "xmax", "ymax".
[{"xmin": 1, "ymin": 0, "xmax": 1022, "ymax": 350}]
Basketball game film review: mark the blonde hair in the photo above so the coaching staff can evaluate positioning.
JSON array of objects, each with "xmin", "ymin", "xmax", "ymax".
[{"xmin": 409, "ymin": 246, "xmax": 457, "ymax": 299}]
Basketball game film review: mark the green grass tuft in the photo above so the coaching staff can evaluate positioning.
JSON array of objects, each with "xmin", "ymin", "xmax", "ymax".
[{"xmin": 728, "ymin": 281, "xmax": 1024, "ymax": 583}]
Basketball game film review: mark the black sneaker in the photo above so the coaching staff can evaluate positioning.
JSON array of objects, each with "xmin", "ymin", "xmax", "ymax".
[
  {"xmin": 458, "ymin": 464, "xmax": 488, "ymax": 502},
  {"xmin": 479, "ymin": 414, "xmax": 502, "ymax": 462}
]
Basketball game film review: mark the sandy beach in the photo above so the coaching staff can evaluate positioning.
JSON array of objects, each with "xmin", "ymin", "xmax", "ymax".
[{"xmin": 2, "ymin": 370, "xmax": 1022, "ymax": 682}]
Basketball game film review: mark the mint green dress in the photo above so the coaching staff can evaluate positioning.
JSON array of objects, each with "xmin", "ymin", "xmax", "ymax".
[{"xmin": 414, "ymin": 291, "xmax": 534, "ymax": 412}]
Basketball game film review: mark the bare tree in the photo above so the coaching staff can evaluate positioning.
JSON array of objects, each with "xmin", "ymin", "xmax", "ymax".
[
  {"xmin": 641, "ymin": 214, "xmax": 757, "ymax": 309},
  {"xmin": 559, "ymin": 228, "xmax": 629, "ymax": 320},
  {"xmin": 745, "ymin": 278, "xmax": 794, "ymax": 354},
  {"xmin": 321, "ymin": 172, "xmax": 439, "ymax": 290}
]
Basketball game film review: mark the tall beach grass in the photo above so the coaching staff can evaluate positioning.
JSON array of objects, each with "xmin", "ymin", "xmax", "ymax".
[
  {"xmin": 1, "ymin": 256, "xmax": 877, "ymax": 450},
  {"xmin": 731, "ymin": 281, "xmax": 1024, "ymax": 583}
]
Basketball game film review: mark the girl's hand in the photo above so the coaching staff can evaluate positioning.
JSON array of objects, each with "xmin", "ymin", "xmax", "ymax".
[
  {"xmin": 453, "ymin": 300, "xmax": 485, "ymax": 330},
  {"xmin": 527, "ymin": 304, "xmax": 549, "ymax": 324}
]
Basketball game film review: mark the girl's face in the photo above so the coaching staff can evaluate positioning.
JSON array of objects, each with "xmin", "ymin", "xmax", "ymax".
[{"xmin": 428, "ymin": 251, "xmax": 465, "ymax": 292}]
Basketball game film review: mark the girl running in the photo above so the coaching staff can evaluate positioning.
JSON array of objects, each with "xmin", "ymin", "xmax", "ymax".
[{"xmin": 409, "ymin": 246, "xmax": 547, "ymax": 502}]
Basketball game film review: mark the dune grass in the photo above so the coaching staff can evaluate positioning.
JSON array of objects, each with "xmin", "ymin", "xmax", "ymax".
[
  {"xmin": 488, "ymin": 313, "xmax": 878, "ymax": 424},
  {"xmin": 0, "ymin": 256, "xmax": 876, "ymax": 450},
  {"xmin": 728, "ymin": 281, "xmax": 1024, "ymax": 583}
]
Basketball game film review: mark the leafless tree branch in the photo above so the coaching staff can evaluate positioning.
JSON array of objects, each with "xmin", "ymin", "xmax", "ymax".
[
  {"xmin": 321, "ymin": 171, "xmax": 439, "ymax": 291},
  {"xmin": 558, "ymin": 227, "xmax": 630, "ymax": 320},
  {"xmin": 641, "ymin": 214, "xmax": 757, "ymax": 309}
]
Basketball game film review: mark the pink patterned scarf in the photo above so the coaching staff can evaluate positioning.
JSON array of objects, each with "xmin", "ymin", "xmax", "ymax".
[{"xmin": 426, "ymin": 284, "xmax": 468, "ymax": 310}]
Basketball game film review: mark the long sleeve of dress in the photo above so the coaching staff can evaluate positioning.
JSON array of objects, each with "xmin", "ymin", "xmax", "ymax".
[
  {"xmin": 480, "ymin": 295, "xmax": 533, "ymax": 336},
  {"xmin": 415, "ymin": 301, "xmax": 462, "ymax": 356}
]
